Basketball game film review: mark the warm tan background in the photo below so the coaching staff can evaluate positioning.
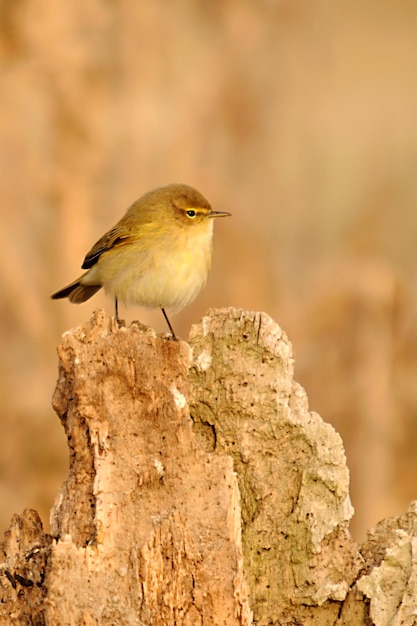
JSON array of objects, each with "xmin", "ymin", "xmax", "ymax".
[{"xmin": 1, "ymin": 0, "xmax": 417, "ymax": 542}]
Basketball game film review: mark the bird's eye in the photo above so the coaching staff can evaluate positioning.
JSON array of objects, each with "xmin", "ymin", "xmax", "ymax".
[{"xmin": 186, "ymin": 210, "xmax": 196, "ymax": 218}]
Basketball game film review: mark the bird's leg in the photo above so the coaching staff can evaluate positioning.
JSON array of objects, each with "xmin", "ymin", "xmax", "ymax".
[
  {"xmin": 115, "ymin": 297, "xmax": 119, "ymax": 320},
  {"xmin": 161, "ymin": 308, "xmax": 176, "ymax": 339}
]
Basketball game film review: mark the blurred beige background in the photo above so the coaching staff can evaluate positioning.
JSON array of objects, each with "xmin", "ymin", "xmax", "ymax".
[{"xmin": 1, "ymin": 0, "xmax": 417, "ymax": 541}]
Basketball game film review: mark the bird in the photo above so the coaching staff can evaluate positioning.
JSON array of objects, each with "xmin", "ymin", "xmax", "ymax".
[{"xmin": 51, "ymin": 183, "xmax": 231, "ymax": 338}]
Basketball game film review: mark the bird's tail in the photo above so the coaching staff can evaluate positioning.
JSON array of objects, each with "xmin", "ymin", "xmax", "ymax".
[{"xmin": 51, "ymin": 276, "xmax": 101, "ymax": 303}]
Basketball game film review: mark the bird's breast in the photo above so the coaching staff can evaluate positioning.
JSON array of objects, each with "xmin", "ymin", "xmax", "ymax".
[{"xmin": 96, "ymin": 221, "xmax": 214, "ymax": 311}]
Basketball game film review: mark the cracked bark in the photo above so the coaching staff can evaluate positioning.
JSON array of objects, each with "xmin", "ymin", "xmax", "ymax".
[{"xmin": 0, "ymin": 308, "xmax": 416, "ymax": 625}]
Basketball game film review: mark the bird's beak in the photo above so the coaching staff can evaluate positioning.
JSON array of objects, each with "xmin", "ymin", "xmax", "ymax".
[{"xmin": 209, "ymin": 210, "xmax": 231, "ymax": 218}]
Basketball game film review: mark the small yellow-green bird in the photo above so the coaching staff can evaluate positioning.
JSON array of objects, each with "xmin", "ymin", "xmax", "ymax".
[{"xmin": 51, "ymin": 183, "xmax": 230, "ymax": 338}]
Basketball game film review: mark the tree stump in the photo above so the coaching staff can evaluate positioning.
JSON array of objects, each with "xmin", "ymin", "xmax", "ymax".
[{"xmin": 1, "ymin": 308, "xmax": 417, "ymax": 625}]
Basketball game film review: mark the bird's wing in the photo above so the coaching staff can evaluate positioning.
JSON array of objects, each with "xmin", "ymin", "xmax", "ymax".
[{"xmin": 82, "ymin": 225, "xmax": 134, "ymax": 269}]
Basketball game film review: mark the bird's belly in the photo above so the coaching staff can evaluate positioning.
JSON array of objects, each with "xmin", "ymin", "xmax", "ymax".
[{"xmin": 96, "ymin": 232, "xmax": 212, "ymax": 312}]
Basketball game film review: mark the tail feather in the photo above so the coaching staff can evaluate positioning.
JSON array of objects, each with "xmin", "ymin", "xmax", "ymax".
[{"xmin": 51, "ymin": 278, "xmax": 102, "ymax": 303}]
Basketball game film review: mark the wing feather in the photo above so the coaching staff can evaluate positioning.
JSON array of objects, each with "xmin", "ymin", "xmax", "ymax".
[{"xmin": 81, "ymin": 226, "xmax": 133, "ymax": 269}]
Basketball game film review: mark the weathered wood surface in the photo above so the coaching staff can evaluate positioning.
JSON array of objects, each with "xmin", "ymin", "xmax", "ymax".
[{"xmin": 1, "ymin": 308, "xmax": 416, "ymax": 625}]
